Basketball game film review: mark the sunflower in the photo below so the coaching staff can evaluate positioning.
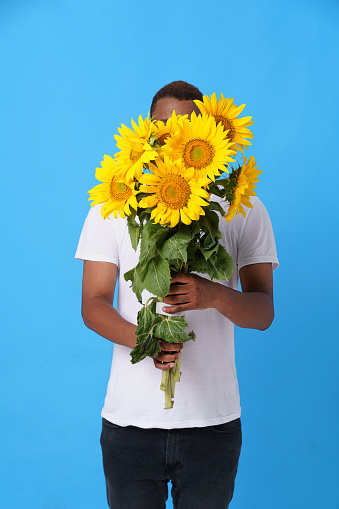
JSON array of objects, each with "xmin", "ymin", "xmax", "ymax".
[
  {"xmin": 88, "ymin": 154, "xmax": 138, "ymax": 219},
  {"xmin": 138, "ymin": 156, "xmax": 211, "ymax": 227},
  {"xmin": 225, "ymin": 156, "xmax": 261, "ymax": 222},
  {"xmin": 152, "ymin": 111, "xmax": 189, "ymax": 155},
  {"xmin": 164, "ymin": 111, "xmax": 235, "ymax": 181},
  {"xmin": 114, "ymin": 115, "xmax": 158, "ymax": 181},
  {"xmin": 194, "ymin": 93, "xmax": 254, "ymax": 153}
]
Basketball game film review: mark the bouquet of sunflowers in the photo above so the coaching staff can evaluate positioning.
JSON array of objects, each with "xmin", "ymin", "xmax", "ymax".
[{"xmin": 88, "ymin": 93, "xmax": 261, "ymax": 409}]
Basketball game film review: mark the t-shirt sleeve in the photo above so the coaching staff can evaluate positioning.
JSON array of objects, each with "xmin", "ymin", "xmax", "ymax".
[
  {"xmin": 237, "ymin": 198, "xmax": 279, "ymax": 271},
  {"xmin": 75, "ymin": 205, "xmax": 119, "ymax": 265}
]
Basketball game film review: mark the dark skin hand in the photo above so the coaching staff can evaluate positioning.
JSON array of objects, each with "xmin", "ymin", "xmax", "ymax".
[
  {"xmin": 154, "ymin": 263, "xmax": 274, "ymax": 370},
  {"xmin": 161, "ymin": 264, "xmax": 274, "ymax": 330},
  {"xmin": 153, "ymin": 340, "xmax": 184, "ymax": 371}
]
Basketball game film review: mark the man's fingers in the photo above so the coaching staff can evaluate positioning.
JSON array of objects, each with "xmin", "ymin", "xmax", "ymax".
[
  {"xmin": 170, "ymin": 273, "xmax": 194, "ymax": 284},
  {"xmin": 166, "ymin": 285, "xmax": 189, "ymax": 297},
  {"xmin": 153, "ymin": 340, "xmax": 184, "ymax": 370},
  {"xmin": 166, "ymin": 273, "xmax": 195, "ymax": 295},
  {"xmin": 155, "ymin": 351, "xmax": 182, "ymax": 363},
  {"xmin": 162, "ymin": 304, "xmax": 188, "ymax": 314},
  {"xmin": 163, "ymin": 294, "xmax": 190, "ymax": 305},
  {"xmin": 153, "ymin": 359, "xmax": 175, "ymax": 371},
  {"xmin": 158, "ymin": 340, "xmax": 184, "ymax": 351}
]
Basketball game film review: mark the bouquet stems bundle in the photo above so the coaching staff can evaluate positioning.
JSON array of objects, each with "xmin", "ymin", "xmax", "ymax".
[{"xmin": 88, "ymin": 93, "xmax": 261, "ymax": 409}]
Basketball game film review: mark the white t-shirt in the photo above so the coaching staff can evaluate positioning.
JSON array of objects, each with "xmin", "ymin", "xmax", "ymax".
[{"xmin": 75, "ymin": 197, "xmax": 278, "ymax": 429}]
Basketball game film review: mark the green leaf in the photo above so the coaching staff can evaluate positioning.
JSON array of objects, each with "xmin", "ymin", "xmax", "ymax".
[
  {"xmin": 131, "ymin": 300, "xmax": 163, "ymax": 363},
  {"xmin": 130, "ymin": 293, "xmax": 196, "ymax": 364},
  {"xmin": 133, "ymin": 328, "xmax": 151, "ymax": 349},
  {"xmin": 187, "ymin": 330, "xmax": 196, "ymax": 341},
  {"xmin": 139, "ymin": 222, "xmax": 173, "ymax": 264},
  {"xmin": 188, "ymin": 221, "xmax": 201, "ymax": 238},
  {"xmin": 135, "ymin": 301, "xmax": 156, "ymax": 339},
  {"xmin": 146, "ymin": 333, "xmax": 162, "ymax": 357},
  {"xmin": 138, "ymin": 208, "xmax": 152, "ymax": 218},
  {"xmin": 153, "ymin": 316, "xmax": 193, "ymax": 343},
  {"xmin": 201, "ymin": 233, "xmax": 219, "ymax": 261},
  {"xmin": 203, "ymin": 245, "xmax": 233, "ymax": 281},
  {"xmin": 198, "ymin": 210, "xmax": 220, "ymax": 239},
  {"xmin": 208, "ymin": 200, "xmax": 227, "ymax": 216},
  {"xmin": 124, "ymin": 266, "xmax": 145, "ymax": 303},
  {"xmin": 127, "ymin": 216, "xmax": 141, "ymax": 251},
  {"xmin": 160, "ymin": 229, "xmax": 192, "ymax": 263},
  {"xmin": 187, "ymin": 242, "xmax": 233, "ymax": 281},
  {"xmin": 187, "ymin": 248, "xmax": 210, "ymax": 274},
  {"xmin": 208, "ymin": 183, "xmax": 224, "ymax": 198},
  {"xmin": 130, "ymin": 329, "xmax": 161, "ymax": 363},
  {"xmin": 143, "ymin": 254, "xmax": 171, "ymax": 297},
  {"xmin": 214, "ymin": 244, "xmax": 234, "ymax": 280}
]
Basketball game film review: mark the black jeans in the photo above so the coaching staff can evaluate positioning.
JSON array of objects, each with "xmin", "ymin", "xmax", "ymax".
[{"xmin": 100, "ymin": 417, "xmax": 242, "ymax": 509}]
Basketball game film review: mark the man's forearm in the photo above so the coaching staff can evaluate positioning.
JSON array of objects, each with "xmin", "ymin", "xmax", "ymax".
[
  {"xmin": 162, "ymin": 266, "xmax": 275, "ymax": 331},
  {"xmin": 82, "ymin": 296, "xmax": 137, "ymax": 349},
  {"xmin": 211, "ymin": 283, "xmax": 274, "ymax": 331}
]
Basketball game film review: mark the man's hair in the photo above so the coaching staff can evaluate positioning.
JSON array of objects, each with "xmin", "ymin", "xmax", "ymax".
[{"xmin": 150, "ymin": 80, "xmax": 203, "ymax": 117}]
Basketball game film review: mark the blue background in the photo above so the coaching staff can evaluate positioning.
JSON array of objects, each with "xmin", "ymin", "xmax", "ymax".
[{"xmin": 1, "ymin": 0, "xmax": 338, "ymax": 507}]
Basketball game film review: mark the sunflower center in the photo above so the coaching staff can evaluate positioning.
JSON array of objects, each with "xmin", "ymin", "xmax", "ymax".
[
  {"xmin": 130, "ymin": 149, "xmax": 142, "ymax": 163},
  {"xmin": 157, "ymin": 133, "xmax": 170, "ymax": 146},
  {"xmin": 182, "ymin": 139, "xmax": 215, "ymax": 169},
  {"xmin": 110, "ymin": 179, "xmax": 132, "ymax": 201},
  {"xmin": 214, "ymin": 115, "xmax": 236, "ymax": 141},
  {"xmin": 157, "ymin": 174, "xmax": 191, "ymax": 210}
]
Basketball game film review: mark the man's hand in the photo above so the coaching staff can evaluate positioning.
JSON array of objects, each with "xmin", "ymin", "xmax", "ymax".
[
  {"xmin": 151, "ymin": 273, "xmax": 210, "ymax": 371},
  {"xmin": 160, "ymin": 264, "xmax": 275, "ymax": 331},
  {"xmin": 152, "ymin": 340, "xmax": 184, "ymax": 371},
  {"xmin": 161, "ymin": 273, "xmax": 215, "ymax": 314}
]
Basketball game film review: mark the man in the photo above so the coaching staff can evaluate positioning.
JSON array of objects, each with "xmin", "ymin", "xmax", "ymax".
[{"xmin": 75, "ymin": 81, "xmax": 279, "ymax": 509}]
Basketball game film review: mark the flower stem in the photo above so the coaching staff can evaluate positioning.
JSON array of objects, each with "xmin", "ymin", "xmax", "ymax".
[
  {"xmin": 160, "ymin": 357, "xmax": 182, "ymax": 410},
  {"xmin": 157, "ymin": 300, "xmax": 185, "ymax": 409},
  {"xmin": 173, "ymin": 356, "xmax": 182, "ymax": 383}
]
